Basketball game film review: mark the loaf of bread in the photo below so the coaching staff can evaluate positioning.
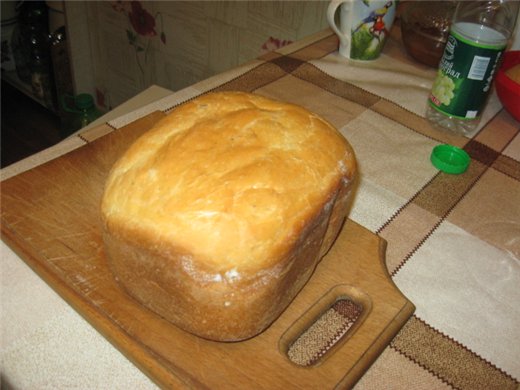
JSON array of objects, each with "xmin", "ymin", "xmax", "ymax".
[{"xmin": 101, "ymin": 91, "xmax": 357, "ymax": 341}]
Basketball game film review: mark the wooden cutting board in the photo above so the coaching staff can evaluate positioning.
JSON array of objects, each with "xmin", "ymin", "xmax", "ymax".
[{"xmin": 1, "ymin": 112, "xmax": 414, "ymax": 389}]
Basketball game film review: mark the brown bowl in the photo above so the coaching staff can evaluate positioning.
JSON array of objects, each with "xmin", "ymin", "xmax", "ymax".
[{"xmin": 400, "ymin": 1, "xmax": 457, "ymax": 68}]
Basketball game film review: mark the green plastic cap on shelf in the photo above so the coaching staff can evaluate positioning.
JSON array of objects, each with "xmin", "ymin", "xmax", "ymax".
[
  {"xmin": 74, "ymin": 93, "xmax": 94, "ymax": 110},
  {"xmin": 430, "ymin": 144, "xmax": 470, "ymax": 174}
]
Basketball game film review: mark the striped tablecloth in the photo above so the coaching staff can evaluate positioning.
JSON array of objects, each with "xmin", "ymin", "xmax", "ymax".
[{"xmin": 2, "ymin": 28, "xmax": 519, "ymax": 389}]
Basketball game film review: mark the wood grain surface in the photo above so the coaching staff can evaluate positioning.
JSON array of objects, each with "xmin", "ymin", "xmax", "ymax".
[{"xmin": 1, "ymin": 112, "xmax": 415, "ymax": 389}]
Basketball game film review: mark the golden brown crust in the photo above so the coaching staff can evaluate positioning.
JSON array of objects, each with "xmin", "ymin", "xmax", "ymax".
[{"xmin": 101, "ymin": 91, "xmax": 356, "ymax": 341}]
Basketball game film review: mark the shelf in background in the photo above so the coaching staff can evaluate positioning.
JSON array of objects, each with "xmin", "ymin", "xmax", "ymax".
[
  {"xmin": 1, "ymin": 79, "xmax": 62, "ymax": 168},
  {"xmin": 2, "ymin": 69, "xmax": 58, "ymax": 114}
]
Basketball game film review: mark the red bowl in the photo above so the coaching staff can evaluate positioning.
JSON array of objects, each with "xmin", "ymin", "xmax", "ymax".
[{"xmin": 495, "ymin": 50, "xmax": 520, "ymax": 122}]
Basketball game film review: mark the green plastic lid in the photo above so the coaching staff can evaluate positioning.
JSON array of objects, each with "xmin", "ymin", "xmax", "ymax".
[{"xmin": 430, "ymin": 144, "xmax": 470, "ymax": 174}]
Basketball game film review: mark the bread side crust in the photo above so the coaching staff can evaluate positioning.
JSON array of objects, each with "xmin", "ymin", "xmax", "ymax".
[{"xmin": 103, "ymin": 179, "xmax": 351, "ymax": 341}]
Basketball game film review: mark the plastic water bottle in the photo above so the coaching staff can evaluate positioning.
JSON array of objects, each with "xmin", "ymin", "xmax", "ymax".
[{"xmin": 426, "ymin": 1, "xmax": 519, "ymax": 135}]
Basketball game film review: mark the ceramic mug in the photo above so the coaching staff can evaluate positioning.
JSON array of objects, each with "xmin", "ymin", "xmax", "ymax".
[{"xmin": 327, "ymin": 0, "xmax": 397, "ymax": 60}]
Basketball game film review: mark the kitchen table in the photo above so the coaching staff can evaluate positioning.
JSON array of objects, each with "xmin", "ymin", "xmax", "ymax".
[{"xmin": 2, "ymin": 27, "xmax": 519, "ymax": 389}]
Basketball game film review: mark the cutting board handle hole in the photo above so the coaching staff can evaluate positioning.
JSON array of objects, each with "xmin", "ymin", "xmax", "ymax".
[{"xmin": 279, "ymin": 284, "xmax": 371, "ymax": 367}]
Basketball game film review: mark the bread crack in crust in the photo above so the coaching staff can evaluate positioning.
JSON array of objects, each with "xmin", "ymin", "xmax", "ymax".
[{"xmin": 101, "ymin": 91, "xmax": 356, "ymax": 341}]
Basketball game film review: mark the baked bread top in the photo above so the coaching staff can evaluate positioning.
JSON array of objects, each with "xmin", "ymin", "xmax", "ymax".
[{"xmin": 101, "ymin": 92, "xmax": 356, "ymax": 278}]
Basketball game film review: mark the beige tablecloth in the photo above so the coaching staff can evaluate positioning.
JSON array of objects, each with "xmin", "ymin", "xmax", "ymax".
[{"xmin": 2, "ymin": 27, "xmax": 519, "ymax": 389}]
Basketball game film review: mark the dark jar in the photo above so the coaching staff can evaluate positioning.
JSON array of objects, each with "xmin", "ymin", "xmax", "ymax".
[
  {"xmin": 400, "ymin": 1, "xmax": 457, "ymax": 68},
  {"xmin": 14, "ymin": 1, "xmax": 56, "ymax": 108}
]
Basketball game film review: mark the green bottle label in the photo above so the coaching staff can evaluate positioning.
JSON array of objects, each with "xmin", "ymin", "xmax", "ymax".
[{"xmin": 429, "ymin": 26, "xmax": 506, "ymax": 120}]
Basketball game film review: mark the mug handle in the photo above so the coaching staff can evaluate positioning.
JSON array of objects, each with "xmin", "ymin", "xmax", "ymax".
[{"xmin": 327, "ymin": 0, "xmax": 353, "ymax": 57}]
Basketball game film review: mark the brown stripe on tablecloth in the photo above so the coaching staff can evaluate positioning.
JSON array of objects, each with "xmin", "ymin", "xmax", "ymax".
[
  {"xmin": 447, "ymin": 167, "xmax": 520, "ymax": 256},
  {"xmin": 355, "ymin": 347, "xmax": 454, "ymax": 389},
  {"xmin": 379, "ymin": 167, "xmax": 471, "ymax": 233},
  {"xmin": 403, "ymin": 139, "xmax": 510, "ymax": 219},
  {"xmin": 211, "ymin": 34, "xmax": 337, "ymax": 96},
  {"xmin": 256, "ymin": 75, "xmax": 368, "ymax": 130},
  {"xmin": 288, "ymin": 34, "xmax": 340, "ymax": 62},
  {"xmin": 464, "ymin": 139, "xmax": 501, "ymax": 167},
  {"xmin": 380, "ymin": 160, "xmax": 487, "ymax": 273},
  {"xmin": 473, "ymin": 110, "xmax": 520, "ymax": 152},
  {"xmin": 269, "ymin": 55, "xmax": 306, "ymax": 74},
  {"xmin": 257, "ymin": 34, "xmax": 337, "ymax": 64},
  {"xmin": 492, "ymin": 154, "xmax": 520, "ymax": 180},
  {"xmin": 257, "ymin": 50, "xmax": 282, "ymax": 62},
  {"xmin": 371, "ymin": 100, "xmax": 468, "ymax": 147},
  {"xmin": 292, "ymin": 63, "xmax": 381, "ymax": 108},
  {"xmin": 209, "ymin": 44, "xmax": 381, "ymax": 111},
  {"xmin": 411, "ymin": 160, "xmax": 487, "ymax": 218},
  {"xmin": 391, "ymin": 316, "xmax": 519, "ymax": 390},
  {"xmin": 409, "ymin": 136, "xmax": 517, "ymax": 219},
  {"xmin": 212, "ymin": 61, "xmax": 288, "ymax": 93},
  {"xmin": 378, "ymin": 203, "xmax": 440, "ymax": 275}
]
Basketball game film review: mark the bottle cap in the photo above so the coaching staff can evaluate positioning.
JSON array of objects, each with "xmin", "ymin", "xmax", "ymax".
[
  {"xmin": 74, "ymin": 93, "xmax": 94, "ymax": 110},
  {"xmin": 430, "ymin": 144, "xmax": 470, "ymax": 174}
]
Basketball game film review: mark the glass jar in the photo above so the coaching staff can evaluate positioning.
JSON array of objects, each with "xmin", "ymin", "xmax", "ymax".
[
  {"xmin": 11, "ymin": 16, "xmax": 31, "ymax": 82},
  {"xmin": 12, "ymin": 1, "xmax": 56, "ymax": 108},
  {"xmin": 401, "ymin": 1, "xmax": 458, "ymax": 68}
]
